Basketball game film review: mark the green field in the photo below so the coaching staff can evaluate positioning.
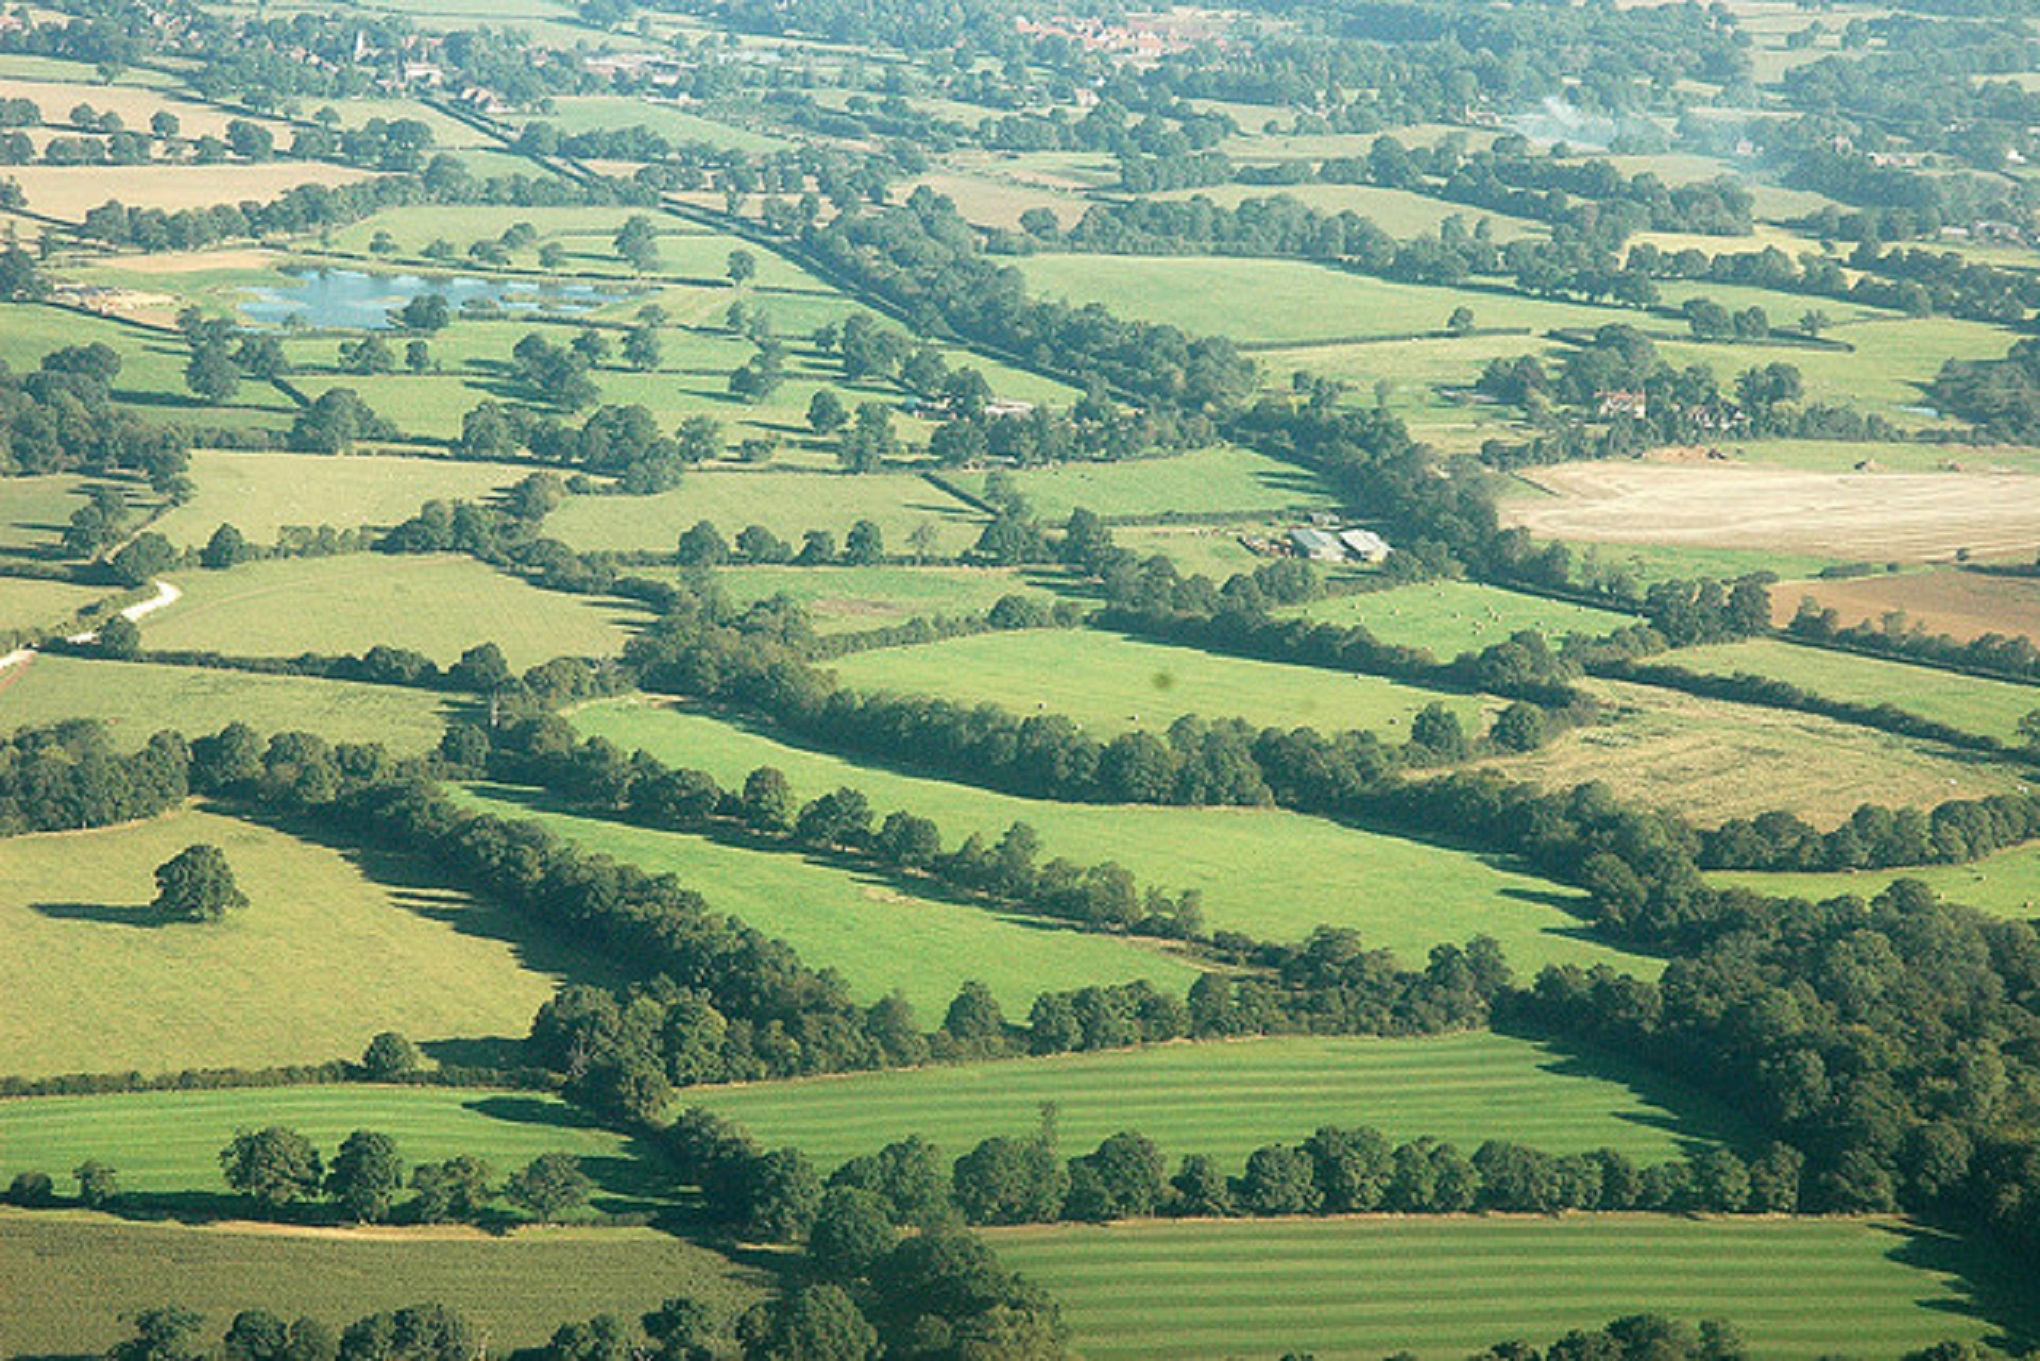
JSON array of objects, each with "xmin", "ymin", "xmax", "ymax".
[
  {"xmin": 991, "ymin": 1216, "xmax": 2007, "ymax": 1359},
  {"xmin": 1715, "ymin": 841, "xmax": 2040, "ymax": 921},
  {"xmin": 569, "ymin": 698, "xmax": 1645, "ymax": 973},
  {"xmin": 0, "ymin": 806, "xmax": 595, "ymax": 1077},
  {"xmin": 0, "ymin": 472, "xmax": 124, "ymax": 555},
  {"xmin": 0, "ymin": 575, "xmax": 110, "ymax": 634},
  {"xmin": 547, "ymin": 471, "xmax": 989, "ymax": 555},
  {"xmin": 1664, "ymin": 637, "xmax": 2040, "ymax": 744},
  {"xmin": 152, "ymin": 451, "xmax": 540, "ymax": 549},
  {"xmin": 1153, "ymin": 180, "xmax": 1546, "ymax": 241},
  {"xmin": 0, "ymin": 1214, "xmax": 763, "ymax": 1359},
  {"xmin": 0, "ymin": 655, "xmax": 455, "ymax": 752},
  {"xmin": 689, "ymin": 1032, "xmax": 1744, "ymax": 1171},
  {"xmin": 452, "ymin": 783, "xmax": 1202, "ymax": 1019},
  {"xmin": 950, "ymin": 446, "xmax": 1335, "ymax": 521},
  {"xmin": 528, "ymin": 96, "xmax": 791, "ymax": 154},
  {"xmin": 706, "ymin": 564, "xmax": 1068, "ymax": 632},
  {"xmin": 1109, "ymin": 522, "xmax": 1273, "ymax": 578},
  {"xmin": 1288, "ymin": 581, "xmax": 1635, "ymax": 657},
  {"xmin": 145, "ymin": 555, "xmax": 647, "ymax": 669},
  {"xmin": 829, "ymin": 628, "xmax": 1495, "ymax": 737}
]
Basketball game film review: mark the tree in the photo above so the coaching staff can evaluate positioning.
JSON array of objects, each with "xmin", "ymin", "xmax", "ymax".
[
  {"xmin": 405, "ymin": 341, "xmax": 432, "ymax": 374},
  {"xmin": 185, "ymin": 343, "xmax": 239, "ymax": 402},
  {"xmin": 837, "ymin": 403, "xmax": 896, "ymax": 472},
  {"xmin": 74, "ymin": 1160, "xmax": 118, "ymax": 1208},
  {"xmin": 398, "ymin": 293, "xmax": 450, "ymax": 332},
  {"xmin": 1446, "ymin": 305, "xmax": 1475, "ymax": 335},
  {"xmin": 726, "ymin": 249, "xmax": 756, "ymax": 287},
  {"xmin": 98, "ymin": 613, "xmax": 142, "ymax": 659},
  {"xmin": 809, "ymin": 1186, "xmax": 897, "ymax": 1280},
  {"xmin": 2017, "ymin": 708, "xmax": 2040, "ymax": 754},
  {"xmin": 411, "ymin": 1156, "xmax": 494, "ymax": 1224},
  {"xmin": 676, "ymin": 416, "xmax": 722, "ymax": 462},
  {"xmin": 109, "ymin": 1308, "xmax": 208, "ymax": 1361},
  {"xmin": 742, "ymin": 1147, "xmax": 822, "ymax": 1242},
  {"xmin": 201, "ymin": 523, "xmax": 249, "ymax": 570},
  {"xmin": 110, "ymin": 532, "xmax": 177, "ymax": 587},
  {"xmin": 741, "ymin": 767, "xmax": 794, "ymax": 832},
  {"xmin": 806, "ymin": 388, "xmax": 848, "ymax": 435},
  {"xmin": 614, "ymin": 215, "xmax": 660, "ymax": 273},
  {"xmin": 220, "ymin": 1127, "xmax": 324, "ymax": 1209},
  {"xmin": 842, "ymin": 519, "xmax": 884, "ymax": 565},
  {"xmin": 327, "ymin": 1130, "xmax": 406, "ymax": 1223},
  {"xmin": 290, "ymin": 389, "xmax": 393, "ymax": 454},
  {"xmin": 677, "ymin": 520, "xmax": 730, "ymax": 566},
  {"xmin": 622, "ymin": 325, "xmax": 662, "ymax": 371},
  {"xmin": 735, "ymin": 1286, "xmax": 876, "ymax": 1361},
  {"xmin": 154, "ymin": 843, "xmax": 248, "ymax": 922},
  {"xmin": 506, "ymin": 1153, "xmax": 591, "ymax": 1222},
  {"xmin": 361, "ymin": 1031, "xmax": 423, "ymax": 1080}
]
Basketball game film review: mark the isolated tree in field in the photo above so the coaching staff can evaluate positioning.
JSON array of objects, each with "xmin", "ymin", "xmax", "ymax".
[
  {"xmin": 1446, "ymin": 305, "xmax": 1476, "ymax": 335},
  {"xmin": 677, "ymin": 519, "xmax": 730, "ymax": 566},
  {"xmin": 726, "ymin": 248, "xmax": 756, "ymax": 287},
  {"xmin": 154, "ymin": 843, "xmax": 248, "ymax": 922},
  {"xmin": 1799, "ymin": 308, "xmax": 1830, "ymax": 338},
  {"xmin": 361, "ymin": 1030, "xmax": 423, "ymax": 1080},
  {"xmin": 806, "ymin": 387, "xmax": 847, "ymax": 435},
  {"xmin": 326, "ymin": 1130, "xmax": 406, "ymax": 1223},
  {"xmin": 220, "ymin": 1126, "xmax": 324, "ymax": 1208},
  {"xmin": 150, "ymin": 111, "xmax": 179, "ymax": 140},
  {"xmin": 73, "ymin": 1160, "xmax": 118, "ymax": 1208},
  {"xmin": 842, "ymin": 519, "xmax": 884, "ymax": 565},
  {"xmin": 185, "ymin": 342, "xmax": 239, "ymax": 402},
  {"xmin": 740, "ymin": 767, "xmax": 794, "ymax": 833},
  {"xmin": 506, "ymin": 1152, "xmax": 592, "ymax": 1223},
  {"xmin": 614, "ymin": 215, "xmax": 660, "ymax": 273},
  {"xmin": 622, "ymin": 324, "xmax": 662, "ymax": 371}
]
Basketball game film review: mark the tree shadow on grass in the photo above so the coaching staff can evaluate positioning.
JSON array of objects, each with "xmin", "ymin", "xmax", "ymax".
[
  {"xmin": 31, "ymin": 901, "xmax": 175, "ymax": 929},
  {"xmin": 1878, "ymin": 1218, "xmax": 2040, "ymax": 1353},
  {"xmin": 1492, "ymin": 1025, "xmax": 1763, "ymax": 1158}
]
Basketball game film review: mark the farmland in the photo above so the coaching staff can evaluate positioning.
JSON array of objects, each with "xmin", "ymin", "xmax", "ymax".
[
  {"xmin": 1772, "ymin": 567, "xmax": 2040, "ymax": 644},
  {"xmin": 0, "ymin": 573, "xmax": 108, "ymax": 634},
  {"xmin": 948, "ymin": 444, "xmax": 1336, "ymax": 520},
  {"xmin": 706, "ymin": 564, "xmax": 1066, "ymax": 632},
  {"xmin": 7, "ymin": 162, "xmax": 377, "ymax": 223},
  {"xmin": 151, "ymin": 451, "xmax": 539, "ymax": 548},
  {"xmin": 1714, "ymin": 842, "xmax": 2040, "ymax": 921},
  {"xmin": 687, "ymin": 1032, "xmax": 1745, "ymax": 1171},
  {"xmin": 545, "ymin": 471, "xmax": 989, "ymax": 556},
  {"xmin": 1286, "ymin": 580, "xmax": 1635, "ymax": 657}
]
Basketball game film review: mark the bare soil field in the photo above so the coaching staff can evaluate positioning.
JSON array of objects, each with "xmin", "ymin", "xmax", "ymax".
[
  {"xmin": 9, "ymin": 162, "xmax": 377, "ymax": 222},
  {"xmin": 1502, "ymin": 462, "xmax": 2040, "ymax": 563},
  {"xmin": 1772, "ymin": 567, "xmax": 2040, "ymax": 642}
]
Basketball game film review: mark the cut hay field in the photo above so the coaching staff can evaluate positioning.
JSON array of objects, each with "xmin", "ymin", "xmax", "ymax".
[
  {"xmin": 0, "ymin": 806, "xmax": 596, "ymax": 1077},
  {"xmin": 1287, "ymin": 581, "xmax": 1634, "ymax": 657},
  {"xmin": 991, "ymin": 1216, "xmax": 2004, "ymax": 1360},
  {"xmin": 1483, "ymin": 679, "xmax": 2026, "ymax": 826},
  {"xmin": 0, "ymin": 574, "xmax": 108, "ymax": 633},
  {"xmin": 8, "ymin": 161, "xmax": 377, "ymax": 222},
  {"xmin": 688, "ymin": 1032, "xmax": 1744, "ymax": 1171},
  {"xmin": 706, "ymin": 564, "xmax": 1067, "ymax": 633},
  {"xmin": 453, "ymin": 783, "xmax": 1202, "ymax": 1019},
  {"xmin": 0, "ymin": 1214, "xmax": 763, "ymax": 1360},
  {"xmin": 145, "ymin": 555, "xmax": 647, "ymax": 669},
  {"xmin": 0, "ymin": 654, "xmax": 454, "ymax": 752},
  {"xmin": 570, "ymin": 700, "xmax": 1645, "ymax": 974},
  {"xmin": 1665, "ymin": 637, "xmax": 2040, "ymax": 744},
  {"xmin": 949, "ymin": 445, "xmax": 1334, "ymax": 521},
  {"xmin": 1502, "ymin": 462, "xmax": 2040, "ymax": 564},
  {"xmin": 829, "ymin": 629, "xmax": 1495, "ymax": 737},
  {"xmin": 546, "ymin": 471, "xmax": 988, "ymax": 555},
  {"xmin": 153, "ymin": 451, "xmax": 539, "ymax": 548},
  {"xmin": 1772, "ymin": 567, "xmax": 2040, "ymax": 645}
]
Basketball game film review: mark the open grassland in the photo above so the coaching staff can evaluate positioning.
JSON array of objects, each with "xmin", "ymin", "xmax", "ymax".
[
  {"xmin": 991, "ymin": 1216, "xmax": 2005, "ymax": 1360},
  {"xmin": 1288, "ymin": 581, "xmax": 1634, "ymax": 657},
  {"xmin": 1556, "ymin": 537, "xmax": 1842, "ymax": 589},
  {"xmin": 951, "ymin": 445, "xmax": 1334, "ymax": 521},
  {"xmin": 453, "ymin": 783, "xmax": 1202, "ymax": 1019},
  {"xmin": 9, "ymin": 162, "xmax": 377, "ymax": 222},
  {"xmin": 706, "ymin": 564, "xmax": 1067, "ymax": 633},
  {"xmin": 547, "ymin": 472, "xmax": 988, "ymax": 555},
  {"xmin": 0, "ymin": 806, "xmax": 596, "ymax": 1077},
  {"xmin": 1665, "ymin": 637, "xmax": 2040, "ymax": 744},
  {"xmin": 0, "ymin": 1214, "xmax": 763, "ymax": 1359},
  {"xmin": 1715, "ymin": 842, "xmax": 2040, "ymax": 921},
  {"xmin": 1502, "ymin": 462, "xmax": 2040, "ymax": 564},
  {"xmin": 0, "ymin": 574, "xmax": 110, "ymax": 633},
  {"xmin": 829, "ymin": 629, "xmax": 1494, "ymax": 737},
  {"xmin": 569, "ymin": 699, "xmax": 1646, "ymax": 975},
  {"xmin": 145, "ymin": 555, "xmax": 646, "ymax": 668},
  {"xmin": 1772, "ymin": 568, "xmax": 2040, "ymax": 644},
  {"xmin": 0, "ymin": 1087, "xmax": 647, "ymax": 1199},
  {"xmin": 153, "ymin": 451, "xmax": 537, "ymax": 548},
  {"xmin": 0, "ymin": 654, "xmax": 454, "ymax": 751},
  {"xmin": 688, "ymin": 1032, "xmax": 1743, "ymax": 1171},
  {"xmin": 1483, "ymin": 679, "xmax": 2027, "ymax": 826}
]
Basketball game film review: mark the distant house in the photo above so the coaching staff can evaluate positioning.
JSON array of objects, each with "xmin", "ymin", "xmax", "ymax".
[
  {"xmin": 1288, "ymin": 527, "xmax": 1346, "ymax": 562},
  {"xmin": 1337, "ymin": 528, "xmax": 1392, "ymax": 563}
]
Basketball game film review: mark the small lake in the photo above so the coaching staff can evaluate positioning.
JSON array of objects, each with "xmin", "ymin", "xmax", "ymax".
[{"xmin": 241, "ymin": 268, "xmax": 627, "ymax": 330}]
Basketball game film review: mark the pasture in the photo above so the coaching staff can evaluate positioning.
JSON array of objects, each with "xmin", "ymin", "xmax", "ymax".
[
  {"xmin": 545, "ymin": 471, "xmax": 988, "ymax": 556},
  {"xmin": 0, "ymin": 1215, "xmax": 763, "ymax": 1359},
  {"xmin": 1714, "ymin": 843, "xmax": 2040, "ymax": 922},
  {"xmin": 1152, "ymin": 180, "xmax": 1546, "ymax": 240},
  {"xmin": 1108, "ymin": 522, "xmax": 1271, "ymax": 578},
  {"xmin": 1483, "ymin": 679, "xmax": 2027, "ymax": 826},
  {"xmin": 992, "ymin": 1216, "xmax": 2004, "ymax": 1359},
  {"xmin": 828, "ymin": 628, "xmax": 1495, "ymax": 737},
  {"xmin": 527, "ymin": 96, "xmax": 790, "ymax": 154},
  {"xmin": 1664, "ymin": 637, "xmax": 2040, "ymax": 744},
  {"xmin": 1287, "ymin": 580, "xmax": 1634, "ymax": 657},
  {"xmin": 706, "ymin": 564, "xmax": 1067, "ymax": 633},
  {"xmin": 152, "ymin": 451, "xmax": 538, "ymax": 548},
  {"xmin": 0, "ymin": 654, "xmax": 455, "ymax": 752},
  {"xmin": 452, "ymin": 784, "xmax": 1204, "ymax": 1019},
  {"xmin": 950, "ymin": 445, "xmax": 1334, "ymax": 521},
  {"xmin": 569, "ymin": 700, "xmax": 1645, "ymax": 974},
  {"xmin": 1772, "ymin": 567, "xmax": 2040, "ymax": 645},
  {"xmin": 0, "ymin": 806, "xmax": 597, "ymax": 1077},
  {"xmin": 1501, "ymin": 462, "xmax": 2040, "ymax": 564},
  {"xmin": 0, "ymin": 473, "xmax": 103, "ymax": 555},
  {"xmin": 0, "ymin": 574, "xmax": 109, "ymax": 634},
  {"xmin": 145, "ymin": 555, "xmax": 647, "ymax": 669},
  {"xmin": 687, "ymin": 1032, "xmax": 1744, "ymax": 1171}
]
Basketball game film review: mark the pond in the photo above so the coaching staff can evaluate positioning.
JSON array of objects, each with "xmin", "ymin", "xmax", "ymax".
[{"xmin": 240, "ymin": 268, "xmax": 628, "ymax": 330}]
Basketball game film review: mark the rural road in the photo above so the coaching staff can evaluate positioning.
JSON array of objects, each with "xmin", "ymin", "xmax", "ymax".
[{"xmin": 0, "ymin": 580, "xmax": 185, "ymax": 688}]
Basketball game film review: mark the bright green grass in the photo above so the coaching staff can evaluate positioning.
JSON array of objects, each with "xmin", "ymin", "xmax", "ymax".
[
  {"xmin": 452, "ymin": 783, "xmax": 1202, "ymax": 1019},
  {"xmin": 0, "ymin": 806, "xmax": 593, "ymax": 1077},
  {"xmin": 153, "ymin": 450, "xmax": 537, "ymax": 548},
  {"xmin": 1287, "ymin": 581, "xmax": 1635, "ymax": 657},
  {"xmin": 1714, "ymin": 842, "xmax": 2040, "ymax": 921},
  {"xmin": 992, "ymin": 1216, "xmax": 2006, "ymax": 1360},
  {"xmin": 703, "ymin": 564, "xmax": 1067, "ymax": 633},
  {"xmin": 0, "ymin": 1214, "xmax": 763, "ymax": 1359},
  {"xmin": 829, "ymin": 628, "xmax": 1494, "ymax": 737},
  {"xmin": 1109, "ymin": 522, "xmax": 1272, "ymax": 578},
  {"xmin": 0, "ymin": 654, "xmax": 454, "ymax": 752},
  {"xmin": 950, "ymin": 446, "xmax": 1333, "ymax": 521},
  {"xmin": 144, "ymin": 555, "xmax": 646, "ymax": 669},
  {"xmin": 1558, "ymin": 538, "xmax": 1844, "ymax": 588},
  {"xmin": 1656, "ymin": 314, "xmax": 2017, "ymax": 420},
  {"xmin": 547, "ymin": 471, "xmax": 988, "ymax": 555},
  {"xmin": 0, "ymin": 473, "xmax": 96, "ymax": 554},
  {"xmin": 1665, "ymin": 637, "xmax": 2040, "ymax": 744},
  {"xmin": 568, "ymin": 699, "xmax": 1644, "ymax": 974},
  {"xmin": 0, "ymin": 304, "xmax": 224, "ymax": 412},
  {"xmin": 0, "ymin": 574, "xmax": 110, "ymax": 634},
  {"xmin": 688, "ymin": 1032, "xmax": 1744, "ymax": 1171},
  {"xmin": 527, "ymin": 96, "xmax": 790, "ymax": 153}
]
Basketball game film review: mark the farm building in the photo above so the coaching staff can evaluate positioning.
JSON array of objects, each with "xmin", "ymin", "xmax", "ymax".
[
  {"xmin": 1289, "ymin": 526, "xmax": 1347, "ymax": 562},
  {"xmin": 1338, "ymin": 528, "xmax": 1392, "ymax": 563}
]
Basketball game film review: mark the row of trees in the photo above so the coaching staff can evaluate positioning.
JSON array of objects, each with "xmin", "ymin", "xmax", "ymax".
[{"xmin": 217, "ymin": 1126, "xmax": 586, "ymax": 1225}]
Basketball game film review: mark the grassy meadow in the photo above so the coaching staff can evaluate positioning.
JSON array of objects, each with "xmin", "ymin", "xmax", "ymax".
[
  {"xmin": 546, "ymin": 471, "xmax": 989, "ymax": 555},
  {"xmin": 146, "ymin": 555, "xmax": 646, "ymax": 668},
  {"xmin": 152, "ymin": 451, "xmax": 539, "ymax": 548},
  {"xmin": 1714, "ymin": 842, "xmax": 2040, "ymax": 921},
  {"xmin": 949, "ymin": 445, "xmax": 1335, "ymax": 521},
  {"xmin": 452, "ymin": 783, "xmax": 1203, "ymax": 1019},
  {"xmin": 706, "ymin": 564, "xmax": 1068, "ymax": 632},
  {"xmin": 0, "ymin": 806, "xmax": 595, "ymax": 1077},
  {"xmin": 0, "ymin": 574, "xmax": 110, "ymax": 634},
  {"xmin": 687, "ymin": 1032, "xmax": 1745, "ymax": 1171},
  {"xmin": 1287, "ymin": 580, "xmax": 1635, "ymax": 656},
  {"xmin": 0, "ymin": 473, "xmax": 105, "ymax": 556}
]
